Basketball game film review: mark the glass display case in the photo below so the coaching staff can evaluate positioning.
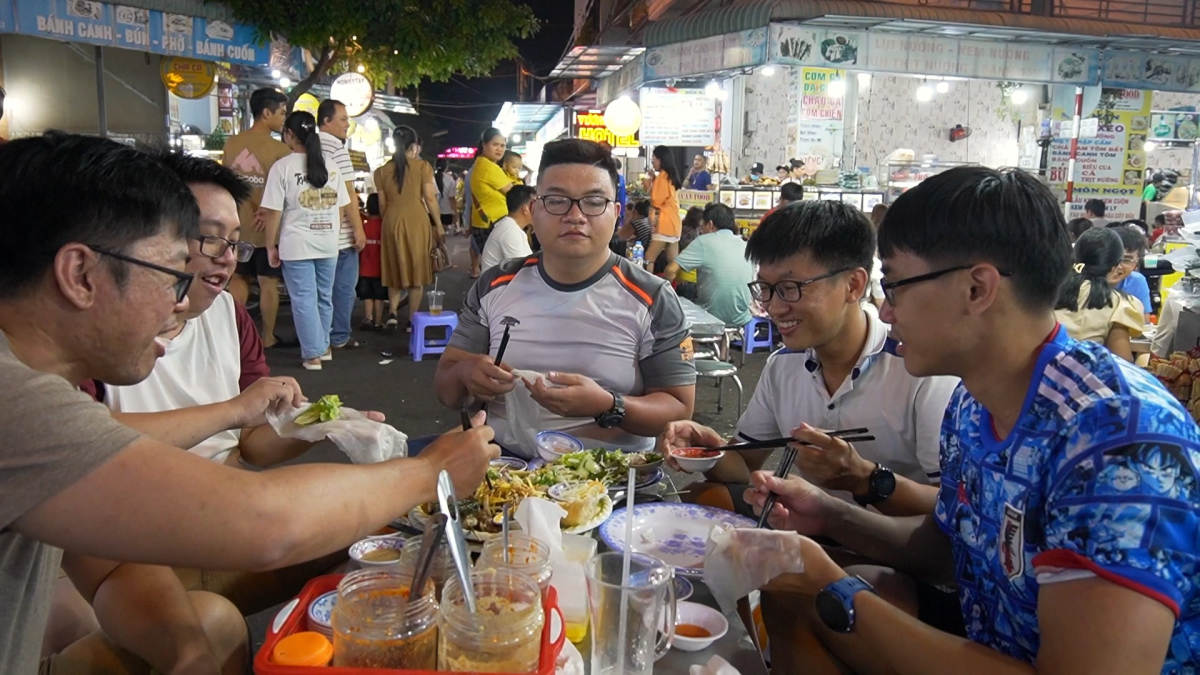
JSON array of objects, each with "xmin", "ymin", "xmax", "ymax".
[
  {"xmin": 881, "ymin": 160, "xmax": 976, "ymax": 203},
  {"xmin": 712, "ymin": 186, "xmax": 887, "ymax": 237}
]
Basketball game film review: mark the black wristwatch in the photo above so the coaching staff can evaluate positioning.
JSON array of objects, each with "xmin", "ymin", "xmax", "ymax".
[
  {"xmin": 853, "ymin": 463, "xmax": 896, "ymax": 506},
  {"xmin": 816, "ymin": 575, "xmax": 876, "ymax": 633},
  {"xmin": 595, "ymin": 392, "xmax": 626, "ymax": 429}
]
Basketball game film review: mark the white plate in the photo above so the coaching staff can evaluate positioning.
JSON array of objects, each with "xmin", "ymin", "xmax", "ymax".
[
  {"xmin": 562, "ymin": 494, "xmax": 613, "ymax": 535},
  {"xmin": 598, "ymin": 503, "xmax": 756, "ymax": 578}
]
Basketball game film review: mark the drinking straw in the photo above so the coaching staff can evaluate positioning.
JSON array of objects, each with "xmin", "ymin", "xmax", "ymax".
[{"xmin": 617, "ymin": 466, "xmax": 636, "ymax": 671}]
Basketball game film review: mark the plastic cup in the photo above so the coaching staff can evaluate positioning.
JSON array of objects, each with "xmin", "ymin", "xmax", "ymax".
[{"xmin": 428, "ymin": 290, "xmax": 444, "ymax": 315}]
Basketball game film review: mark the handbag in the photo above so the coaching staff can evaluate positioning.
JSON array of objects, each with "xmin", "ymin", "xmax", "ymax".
[{"xmin": 428, "ymin": 212, "xmax": 450, "ymax": 273}]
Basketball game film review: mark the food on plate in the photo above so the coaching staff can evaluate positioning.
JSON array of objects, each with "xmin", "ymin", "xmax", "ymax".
[
  {"xmin": 294, "ymin": 394, "xmax": 343, "ymax": 426},
  {"xmin": 676, "ymin": 624, "xmax": 712, "ymax": 638},
  {"xmin": 538, "ymin": 448, "xmax": 652, "ymax": 485},
  {"xmin": 672, "ymin": 447, "xmax": 721, "ymax": 458},
  {"xmin": 556, "ymin": 481, "xmax": 607, "ymax": 528},
  {"xmin": 627, "ymin": 451, "xmax": 663, "ymax": 466}
]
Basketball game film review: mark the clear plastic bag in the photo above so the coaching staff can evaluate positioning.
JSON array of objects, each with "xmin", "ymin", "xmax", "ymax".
[
  {"xmin": 266, "ymin": 401, "xmax": 408, "ymax": 464},
  {"xmin": 503, "ymin": 369, "xmax": 564, "ymax": 452},
  {"xmin": 703, "ymin": 524, "xmax": 806, "ymax": 615}
]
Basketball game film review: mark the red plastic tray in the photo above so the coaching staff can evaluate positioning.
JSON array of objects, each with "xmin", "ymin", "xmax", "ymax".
[{"xmin": 254, "ymin": 574, "xmax": 565, "ymax": 674}]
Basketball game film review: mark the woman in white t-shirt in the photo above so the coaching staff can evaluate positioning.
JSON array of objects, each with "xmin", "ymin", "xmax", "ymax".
[{"xmin": 261, "ymin": 111, "xmax": 350, "ymax": 370}]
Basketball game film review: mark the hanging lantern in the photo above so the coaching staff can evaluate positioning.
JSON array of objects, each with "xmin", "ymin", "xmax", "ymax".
[{"xmin": 604, "ymin": 96, "xmax": 642, "ymax": 137}]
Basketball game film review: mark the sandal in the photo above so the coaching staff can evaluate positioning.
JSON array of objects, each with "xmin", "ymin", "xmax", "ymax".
[
  {"xmin": 320, "ymin": 349, "xmax": 333, "ymax": 362},
  {"xmin": 302, "ymin": 359, "xmax": 322, "ymax": 371},
  {"xmin": 334, "ymin": 339, "xmax": 363, "ymax": 349},
  {"xmin": 384, "ymin": 314, "xmax": 399, "ymax": 333},
  {"xmin": 359, "ymin": 319, "xmax": 376, "ymax": 331},
  {"xmin": 263, "ymin": 334, "xmax": 299, "ymax": 350}
]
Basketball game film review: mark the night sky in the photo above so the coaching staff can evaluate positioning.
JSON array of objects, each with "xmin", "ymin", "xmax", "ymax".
[{"xmin": 416, "ymin": 0, "xmax": 575, "ymax": 148}]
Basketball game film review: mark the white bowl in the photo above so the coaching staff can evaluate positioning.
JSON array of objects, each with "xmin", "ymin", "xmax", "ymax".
[
  {"xmin": 669, "ymin": 447, "xmax": 725, "ymax": 473},
  {"xmin": 535, "ymin": 431, "xmax": 584, "ymax": 462},
  {"xmin": 348, "ymin": 534, "xmax": 406, "ymax": 568},
  {"xmin": 671, "ymin": 601, "xmax": 728, "ymax": 652}
]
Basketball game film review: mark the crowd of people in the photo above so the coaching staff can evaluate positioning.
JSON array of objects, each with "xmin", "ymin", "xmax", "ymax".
[{"xmin": 2, "ymin": 122, "xmax": 1199, "ymax": 675}]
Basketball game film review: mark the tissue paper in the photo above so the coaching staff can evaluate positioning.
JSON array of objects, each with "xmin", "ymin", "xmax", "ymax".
[
  {"xmin": 266, "ymin": 401, "xmax": 408, "ymax": 464},
  {"xmin": 689, "ymin": 655, "xmax": 741, "ymax": 675},
  {"xmin": 704, "ymin": 525, "xmax": 807, "ymax": 614},
  {"xmin": 514, "ymin": 497, "xmax": 567, "ymax": 553}
]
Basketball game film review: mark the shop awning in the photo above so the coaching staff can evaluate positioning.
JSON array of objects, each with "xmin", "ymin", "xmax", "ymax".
[
  {"xmin": 644, "ymin": 0, "xmax": 1200, "ymax": 49},
  {"xmin": 305, "ymin": 84, "xmax": 417, "ymax": 116},
  {"xmin": 550, "ymin": 45, "xmax": 646, "ymax": 79},
  {"xmin": 493, "ymin": 102, "xmax": 567, "ymax": 138}
]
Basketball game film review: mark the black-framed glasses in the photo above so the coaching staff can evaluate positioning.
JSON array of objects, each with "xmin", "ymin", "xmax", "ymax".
[
  {"xmin": 748, "ymin": 268, "xmax": 850, "ymax": 303},
  {"xmin": 89, "ymin": 246, "xmax": 193, "ymax": 304},
  {"xmin": 194, "ymin": 235, "xmax": 254, "ymax": 263},
  {"xmin": 881, "ymin": 264, "xmax": 1013, "ymax": 306},
  {"xmin": 537, "ymin": 195, "xmax": 613, "ymax": 216}
]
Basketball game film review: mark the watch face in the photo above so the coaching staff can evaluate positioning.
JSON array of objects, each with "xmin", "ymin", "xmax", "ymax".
[
  {"xmin": 872, "ymin": 467, "xmax": 897, "ymax": 498},
  {"xmin": 815, "ymin": 589, "xmax": 853, "ymax": 633}
]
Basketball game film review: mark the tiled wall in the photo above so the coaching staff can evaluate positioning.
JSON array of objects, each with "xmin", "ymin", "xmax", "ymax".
[{"xmin": 735, "ymin": 68, "xmax": 1037, "ymax": 176}]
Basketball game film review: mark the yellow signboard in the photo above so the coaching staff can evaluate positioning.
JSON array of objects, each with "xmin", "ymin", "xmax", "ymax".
[
  {"xmin": 293, "ymin": 93, "xmax": 320, "ymax": 117},
  {"xmin": 160, "ymin": 57, "xmax": 217, "ymax": 100},
  {"xmin": 575, "ymin": 111, "xmax": 639, "ymax": 148}
]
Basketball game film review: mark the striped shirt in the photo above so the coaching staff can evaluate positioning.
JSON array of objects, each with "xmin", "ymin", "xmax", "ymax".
[{"xmin": 319, "ymin": 131, "xmax": 357, "ymax": 250}]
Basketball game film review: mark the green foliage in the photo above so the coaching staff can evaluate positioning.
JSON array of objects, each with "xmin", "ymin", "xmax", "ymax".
[{"xmin": 214, "ymin": 0, "xmax": 538, "ymax": 92}]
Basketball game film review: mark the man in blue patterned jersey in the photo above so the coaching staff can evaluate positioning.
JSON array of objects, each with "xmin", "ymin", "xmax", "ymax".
[{"xmin": 742, "ymin": 166, "xmax": 1200, "ymax": 674}]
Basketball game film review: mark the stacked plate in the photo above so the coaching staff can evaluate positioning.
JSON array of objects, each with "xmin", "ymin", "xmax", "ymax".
[{"xmin": 306, "ymin": 590, "xmax": 336, "ymax": 639}]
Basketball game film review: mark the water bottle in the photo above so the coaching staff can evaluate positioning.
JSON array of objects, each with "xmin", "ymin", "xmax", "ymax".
[{"xmin": 632, "ymin": 241, "xmax": 645, "ymax": 267}]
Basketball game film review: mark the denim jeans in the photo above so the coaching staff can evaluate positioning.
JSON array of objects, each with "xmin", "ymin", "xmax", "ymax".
[
  {"xmin": 330, "ymin": 247, "xmax": 359, "ymax": 347},
  {"xmin": 282, "ymin": 257, "xmax": 336, "ymax": 360}
]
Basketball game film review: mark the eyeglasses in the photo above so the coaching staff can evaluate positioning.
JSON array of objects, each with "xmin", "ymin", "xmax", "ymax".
[
  {"xmin": 1119, "ymin": 254, "xmax": 1140, "ymax": 267},
  {"xmin": 747, "ymin": 268, "xmax": 850, "ymax": 303},
  {"xmin": 537, "ymin": 195, "xmax": 613, "ymax": 217},
  {"xmin": 194, "ymin": 235, "xmax": 254, "ymax": 263},
  {"xmin": 881, "ymin": 264, "xmax": 1013, "ymax": 306},
  {"xmin": 90, "ymin": 246, "xmax": 193, "ymax": 304}
]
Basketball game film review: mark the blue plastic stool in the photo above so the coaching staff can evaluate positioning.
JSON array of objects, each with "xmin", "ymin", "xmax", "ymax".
[
  {"xmin": 409, "ymin": 311, "xmax": 458, "ymax": 361},
  {"xmin": 737, "ymin": 317, "xmax": 775, "ymax": 358}
]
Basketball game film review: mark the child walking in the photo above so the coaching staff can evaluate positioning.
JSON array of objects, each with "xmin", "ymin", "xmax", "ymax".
[{"xmin": 357, "ymin": 194, "xmax": 388, "ymax": 330}]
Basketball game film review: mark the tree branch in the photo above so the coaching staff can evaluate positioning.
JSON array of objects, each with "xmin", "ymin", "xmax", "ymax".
[{"xmin": 289, "ymin": 45, "xmax": 334, "ymax": 105}]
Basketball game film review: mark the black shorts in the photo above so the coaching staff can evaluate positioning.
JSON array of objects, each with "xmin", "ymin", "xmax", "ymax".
[
  {"xmin": 471, "ymin": 226, "xmax": 492, "ymax": 254},
  {"xmin": 356, "ymin": 276, "xmax": 388, "ymax": 301},
  {"xmin": 916, "ymin": 582, "xmax": 967, "ymax": 636},
  {"xmin": 235, "ymin": 247, "xmax": 282, "ymax": 279},
  {"xmin": 441, "ymin": 214, "xmax": 454, "ymax": 226}
]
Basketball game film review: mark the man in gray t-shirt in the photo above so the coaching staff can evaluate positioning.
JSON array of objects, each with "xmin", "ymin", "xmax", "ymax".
[{"xmin": 435, "ymin": 139, "xmax": 697, "ymax": 457}]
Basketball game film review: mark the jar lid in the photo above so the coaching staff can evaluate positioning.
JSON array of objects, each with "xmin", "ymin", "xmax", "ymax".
[{"xmin": 272, "ymin": 631, "xmax": 333, "ymax": 666}]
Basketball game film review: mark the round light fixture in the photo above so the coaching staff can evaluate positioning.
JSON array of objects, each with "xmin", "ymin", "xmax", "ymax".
[
  {"xmin": 1144, "ymin": 140, "xmax": 1158, "ymax": 152},
  {"xmin": 936, "ymin": 81, "xmax": 949, "ymax": 94},
  {"xmin": 1010, "ymin": 88, "xmax": 1028, "ymax": 105},
  {"xmin": 604, "ymin": 95, "xmax": 642, "ymax": 137},
  {"xmin": 279, "ymin": 77, "xmax": 292, "ymax": 88},
  {"xmin": 828, "ymin": 79, "xmax": 845, "ymax": 98},
  {"xmin": 705, "ymin": 80, "xmax": 721, "ymax": 98},
  {"xmin": 271, "ymin": 69, "xmax": 281, "ymax": 79},
  {"xmin": 761, "ymin": 65, "xmax": 776, "ymax": 77},
  {"xmin": 512, "ymin": 133, "xmax": 523, "ymax": 144},
  {"xmin": 916, "ymin": 84, "xmax": 933, "ymax": 102},
  {"xmin": 356, "ymin": 64, "xmax": 366, "ymax": 74}
]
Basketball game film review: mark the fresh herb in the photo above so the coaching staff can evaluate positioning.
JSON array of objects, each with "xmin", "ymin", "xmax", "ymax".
[{"xmin": 293, "ymin": 394, "xmax": 343, "ymax": 426}]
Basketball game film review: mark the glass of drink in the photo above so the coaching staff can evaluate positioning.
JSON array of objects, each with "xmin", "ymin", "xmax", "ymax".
[
  {"xmin": 428, "ymin": 290, "xmax": 445, "ymax": 315},
  {"xmin": 586, "ymin": 551, "xmax": 676, "ymax": 675}
]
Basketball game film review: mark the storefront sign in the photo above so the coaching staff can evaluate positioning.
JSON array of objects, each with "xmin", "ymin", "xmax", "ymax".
[
  {"xmin": 330, "ymin": 72, "xmax": 374, "ymax": 117},
  {"xmin": 1048, "ymin": 87, "xmax": 1150, "ymax": 221},
  {"xmin": 639, "ymin": 88, "xmax": 716, "ymax": 147},
  {"xmin": 678, "ymin": 189, "xmax": 717, "ymax": 209},
  {"xmin": 644, "ymin": 28, "xmax": 767, "ymax": 80},
  {"xmin": 535, "ymin": 109, "xmax": 566, "ymax": 143},
  {"xmin": 4, "ymin": 0, "xmax": 271, "ymax": 67},
  {"xmin": 597, "ymin": 54, "xmax": 645, "ymax": 107},
  {"xmin": 438, "ymin": 147, "xmax": 477, "ymax": 159},
  {"xmin": 771, "ymin": 25, "xmax": 1098, "ymax": 85},
  {"xmin": 1103, "ymin": 51, "xmax": 1200, "ymax": 93},
  {"xmin": 293, "ymin": 93, "xmax": 321, "ymax": 118},
  {"xmin": 160, "ymin": 57, "xmax": 215, "ymax": 99},
  {"xmin": 801, "ymin": 68, "xmax": 843, "ymax": 121},
  {"xmin": 574, "ymin": 110, "xmax": 639, "ymax": 148}
]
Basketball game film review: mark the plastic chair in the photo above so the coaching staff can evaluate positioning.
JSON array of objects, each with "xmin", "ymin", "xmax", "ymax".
[
  {"xmin": 409, "ymin": 311, "xmax": 459, "ymax": 361},
  {"xmin": 696, "ymin": 359, "xmax": 743, "ymax": 418},
  {"xmin": 733, "ymin": 317, "xmax": 775, "ymax": 362}
]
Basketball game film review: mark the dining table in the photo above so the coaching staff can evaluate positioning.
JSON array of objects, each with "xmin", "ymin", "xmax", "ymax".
[{"xmin": 679, "ymin": 297, "xmax": 727, "ymax": 337}]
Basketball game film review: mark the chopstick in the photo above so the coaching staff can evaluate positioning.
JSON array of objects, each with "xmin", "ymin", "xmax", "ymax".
[
  {"xmin": 757, "ymin": 445, "xmax": 798, "ymax": 528},
  {"xmin": 461, "ymin": 409, "xmax": 494, "ymax": 490},
  {"xmin": 715, "ymin": 428, "xmax": 871, "ymax": 452}
]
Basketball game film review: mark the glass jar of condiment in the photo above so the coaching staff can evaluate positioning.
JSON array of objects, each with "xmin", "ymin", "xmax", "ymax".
[
  {"xmin": 438, "ymin": 568, "xmax": 545, "ymax": 673},
  {"xmin": 398, "ymin": 535, "xmax": 461, "ymax": 601},
  {"xmin": 479, "ymin": 533, "xmax": 553, "ymax": 595},
  {"xmin": 331, "ymin": 568, "xmax": 438, "ymax": 669}
]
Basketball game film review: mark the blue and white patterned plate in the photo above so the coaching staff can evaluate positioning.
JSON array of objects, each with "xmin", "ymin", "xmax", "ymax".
[
  {"xmin": 674, "ymin": 575, "xmax": 694, "ymax": 602},
  {"xmin": 307, "ymin": 590, "xmax": 337, "ymax": 630},
  {"xmin": 608, "ymin": 468, "xmax": 663, "ymax": 494},
  {"xmin": 598, "ymin": 503, "xmax": 756, "ymax": 578},
  {"xmin": 490, "ymin": 457, "xmax": 528, "ymax": 471}
]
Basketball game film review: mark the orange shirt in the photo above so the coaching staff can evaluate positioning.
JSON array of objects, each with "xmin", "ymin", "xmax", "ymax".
[{"xmin": 651, "ymin": 172, "xmax": 682, "ymax": 238}]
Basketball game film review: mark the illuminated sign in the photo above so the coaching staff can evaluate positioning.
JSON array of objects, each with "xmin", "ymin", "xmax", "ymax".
[
  {"xmin": 438, "ymin": 146, "xmax": 478, "ymax": 159},
  {"xmin": 574, "ymin": 111, "xmax": 639, "ymax": 148}
]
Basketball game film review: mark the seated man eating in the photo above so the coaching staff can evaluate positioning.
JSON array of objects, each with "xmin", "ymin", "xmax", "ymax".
[
  {"xmin": 435, "ymin": 139, "xmax": 697, "ymax": 457},
  {"xmin": 744, "ymin": 167, "xmax": 1200, "ymax": 674},
  {"xmin": 667, "ymin": 200, "xmax": 956, "ymax": 520}
]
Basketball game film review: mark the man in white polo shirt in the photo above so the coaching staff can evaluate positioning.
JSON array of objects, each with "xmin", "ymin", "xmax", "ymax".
[
  {"xmin": 663, "ymin": 200, "xmax": 957, "ymax": 518},
  {"xmin": 480, "ymin": 184, "xmax": 535, "ymax": 273},
  {"xmin": 435, "ymin": 139, "xmax": 697, "ymax": 458},
  {"xmin": 318, "ymin": 99, "xmax": 366, "ymax": 350}
]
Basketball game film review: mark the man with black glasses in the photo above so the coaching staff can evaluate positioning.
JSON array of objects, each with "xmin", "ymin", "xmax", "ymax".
[
  {"xmin": 435, "ymin": 139, "xmax": 697, "ymax": 458},
  {"xmin": 83, "ymin": 152, "xmax": 358, "ymax": 469}
]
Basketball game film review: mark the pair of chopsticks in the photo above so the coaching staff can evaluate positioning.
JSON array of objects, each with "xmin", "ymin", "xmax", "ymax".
[
  {"xmin": 754, "ymin": 427, "xmax": 873, "ymax": 528},
  {"xmin": 461, "ymin": 409, "xmax": 494, "ymax": 490},
  {"xmin": 719, "ymin": 427, "xmax": 873, "ymax": 452}
]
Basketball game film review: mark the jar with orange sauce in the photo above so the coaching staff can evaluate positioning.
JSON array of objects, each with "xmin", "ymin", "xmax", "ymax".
[{"xmin": 330, "ymin": 568, "xmax": 438, "ymax": 668}]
